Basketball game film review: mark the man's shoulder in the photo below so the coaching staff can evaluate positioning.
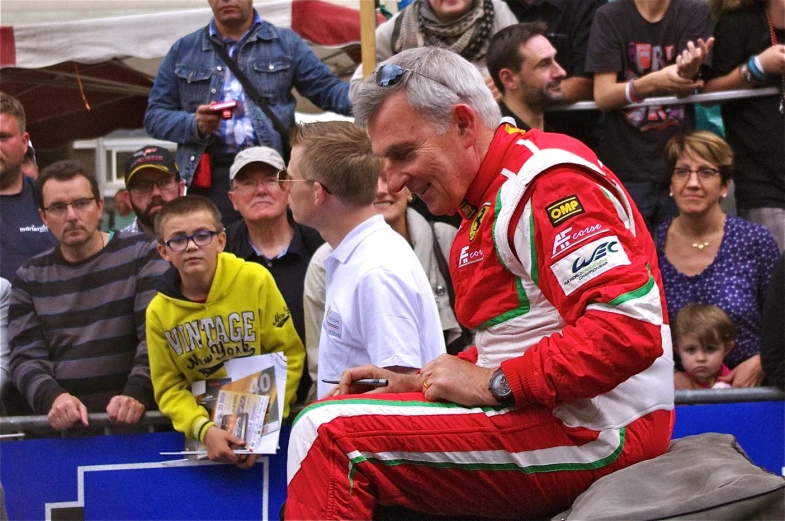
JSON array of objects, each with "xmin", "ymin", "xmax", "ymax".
[
  {"xmin": 594, "ymin": 0, "xmax": 625, "ymax": 18},
  {"xmin": 15, "ymin": 248, "xmax": 60, "ymax": 277},
  {"xmin": 171, "ymin": 25, "xmax": 207, "ymax": 47}
]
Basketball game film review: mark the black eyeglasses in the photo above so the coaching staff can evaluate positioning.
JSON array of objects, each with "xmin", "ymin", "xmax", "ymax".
[
  {"xmin": 672, "ymin": 167, "xmax": 721, "ymax": 181},
  {"xmin": 163, "ymin": 230, "xmax": 221, "ymax": 252},
  {"xmin": 276, "ymin": 169, "xmax": 331, "ymax": 194},
  {"xmin": 374, "ymin": 63, "xmax": 449, "ymax": 89},
  {"xmin": 44, "ymin": 197, "xmax": 96, "ymax": 216}
]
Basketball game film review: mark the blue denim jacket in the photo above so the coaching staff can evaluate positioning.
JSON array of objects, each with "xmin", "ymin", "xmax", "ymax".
[{"xmin": 144, "ymin": 18, "xmax": 352, "ymax": 185}]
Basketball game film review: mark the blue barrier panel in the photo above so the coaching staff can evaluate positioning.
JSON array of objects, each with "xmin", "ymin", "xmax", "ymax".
[
  {"xmin": 1, "ymin": 429, "xmax": 289, "ymax": 521},
  {"xmin": 672, "ymin": 401, "xmax": 785, "ymax": 475},
  {"xmin": 2, "ymin": 402, "xmax": 783, "ymax": 520}
]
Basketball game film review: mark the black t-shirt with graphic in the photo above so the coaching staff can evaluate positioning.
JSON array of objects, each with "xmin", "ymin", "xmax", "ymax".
[{"xmin": 586, "ymin": 0, "xmax": 713, "ymax": 184}]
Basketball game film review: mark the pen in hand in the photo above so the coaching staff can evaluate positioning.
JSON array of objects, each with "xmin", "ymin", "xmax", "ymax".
[{"xmin": 322, "ymin": 378, "xmax": 389, "ymax": 387}]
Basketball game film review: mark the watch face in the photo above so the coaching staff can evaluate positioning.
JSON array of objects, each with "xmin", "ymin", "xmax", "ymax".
[{"xmin": 491, "ymin": 370, "xmax": 511, "ymax": 400}]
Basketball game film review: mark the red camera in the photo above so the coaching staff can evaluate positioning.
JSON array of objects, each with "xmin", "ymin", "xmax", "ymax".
[{"xmin": 209, "ymin": 100, "xmax": 238, "ymax": 119}]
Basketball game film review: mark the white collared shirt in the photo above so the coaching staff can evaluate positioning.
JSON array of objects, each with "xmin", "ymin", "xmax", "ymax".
[{"xmin": 317, "ymin": 215, "xmax": 446, "ymax": 398}]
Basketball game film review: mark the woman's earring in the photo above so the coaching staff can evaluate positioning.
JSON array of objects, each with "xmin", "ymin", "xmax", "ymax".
[{"xmin": 669, "ymin": 190, "xmax": 673, "ymax": 197}]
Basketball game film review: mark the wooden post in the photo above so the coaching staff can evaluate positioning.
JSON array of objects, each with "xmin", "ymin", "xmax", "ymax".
[{"xmin": 359, "ymin": 0, "xmax": 377, "ymax": 79}]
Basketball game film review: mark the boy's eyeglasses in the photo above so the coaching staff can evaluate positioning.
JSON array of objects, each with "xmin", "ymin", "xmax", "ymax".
[
  {"xmin": 43, "ymin": 197, "xmax": 96, "ymax": 216},
  {"xmin": 672, "ymin": 167, "xmax": 721, "ymax": 181},
  {"xmin": 276, "ymin": 169, "xmax": 331, "ymax": 194},
  {"xmin": 129, "ymin": 176, "xmax": 179, "ymax": 195},
  {"xmin": 374, "ymin": 63, "xmax": 449, "ymax": 89},
  {"xmin": 163, "ymin": 230, "xmax": 221, "ymax": 252}
]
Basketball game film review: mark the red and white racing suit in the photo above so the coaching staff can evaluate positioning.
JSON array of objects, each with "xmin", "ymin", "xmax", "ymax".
[{"xmin": 285, "ymin": 124, "xmax": 674, "ymax": 520}]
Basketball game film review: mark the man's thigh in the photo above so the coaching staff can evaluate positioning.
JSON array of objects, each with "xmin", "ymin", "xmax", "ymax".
[{"xmin": 289, "ymin": 393, "xmax": 671, "ymax": 519}]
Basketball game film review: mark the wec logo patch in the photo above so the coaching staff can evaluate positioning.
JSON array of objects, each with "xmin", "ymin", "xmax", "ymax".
[
  {"xmin": 550, "ymin": 236, "xmax": 630, "ymax": 295},
  {"xmin": 546, "ymin": 195, "xmax": 584, "ymax": 226}
]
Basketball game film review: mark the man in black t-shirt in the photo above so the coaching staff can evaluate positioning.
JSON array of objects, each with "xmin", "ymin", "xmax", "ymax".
[
  {"xmin": 0, "ymin": 93, "xmax": 57, "ymax": 282},
  {"xmin": 586, "ymin": 0, "xmax": 713, "ymax": 234},
  {"xmin": 704, "ymin": 1, "xmax": 785, "ymax": 252}
]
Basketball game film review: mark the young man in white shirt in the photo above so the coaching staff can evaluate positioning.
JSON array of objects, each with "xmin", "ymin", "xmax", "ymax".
[{"xmin": 285, "ymin": 121, "xmax": 445, "ymax": 399}]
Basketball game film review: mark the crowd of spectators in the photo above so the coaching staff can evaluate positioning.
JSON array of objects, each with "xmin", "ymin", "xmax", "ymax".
[{"xmin": 0, "ymin": 0, "xmax": 783, "ymax": 483}]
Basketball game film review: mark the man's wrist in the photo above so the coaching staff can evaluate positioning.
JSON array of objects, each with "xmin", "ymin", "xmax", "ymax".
[{"xmin": 488, "ymin": 368, "xmax": 514, "ymax": 404}]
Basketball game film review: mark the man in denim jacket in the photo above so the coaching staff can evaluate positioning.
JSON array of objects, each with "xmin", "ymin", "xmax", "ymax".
[{"xmin": 144, "ymin": 0, "xmax": 352, "ymax": 224}]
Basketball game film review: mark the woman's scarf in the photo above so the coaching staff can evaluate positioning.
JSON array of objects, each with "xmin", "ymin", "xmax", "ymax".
[{"xmin": 393, "ymin": 0, "xmax": 496, "ymax": 63}]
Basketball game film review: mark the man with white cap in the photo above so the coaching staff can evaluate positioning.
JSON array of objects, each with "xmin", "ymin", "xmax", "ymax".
[
  {"xmin": 225, "ymin": 147, "xmax": 324, "ymax": 401},
  {"xmin": 122, "ymin": 146, "xmax": 185, "ymax": 236}
]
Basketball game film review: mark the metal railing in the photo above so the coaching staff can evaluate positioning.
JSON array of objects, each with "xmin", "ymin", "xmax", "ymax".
[
  {"xmin": 549, "ymin": 86, "xmax": 780, "ymax": 111},
  {"xmin": 1, "ymin": 387, "xmax": 782, "ymax": 437}
]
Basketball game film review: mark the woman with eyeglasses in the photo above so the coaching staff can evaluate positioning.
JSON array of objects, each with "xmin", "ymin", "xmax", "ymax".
[{"xmin": 657, "ymin": 130, "xmax": 779, "ymax": 389}]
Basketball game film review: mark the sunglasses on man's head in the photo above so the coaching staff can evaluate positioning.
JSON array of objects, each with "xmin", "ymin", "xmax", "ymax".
[{"xmin": 374, "ymin": 63, "xmax": 449, "ymax": 89}]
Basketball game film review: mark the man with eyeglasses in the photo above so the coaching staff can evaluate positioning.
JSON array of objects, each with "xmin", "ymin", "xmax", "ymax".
[
  {"xmin": 284, "ymin": 121, "xmax": 445, "ymax": 403},
  {"xmin": 121, "ymin": 146, "xmax": 185, "ymax": 236},
  {"xmin": 284, "ymin": 48, "xmax": 674, "ymax": 520},
  {"xmin": 224, "ymin": 147, "xmax": 324, "ymax": 402},
  {"xmin": 8, "ymin": 160, "xmax": 168, "ymax": 431}
]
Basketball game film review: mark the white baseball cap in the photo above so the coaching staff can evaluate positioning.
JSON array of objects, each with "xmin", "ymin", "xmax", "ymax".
[{"xmin": 229, "ymin": 147, "xmax": 285, "ymax": 180}]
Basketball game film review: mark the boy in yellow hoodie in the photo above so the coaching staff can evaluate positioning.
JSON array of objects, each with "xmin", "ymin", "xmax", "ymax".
[{"xmin": 146, "ymin": 196, "xmax": 304, "ymax": 467}]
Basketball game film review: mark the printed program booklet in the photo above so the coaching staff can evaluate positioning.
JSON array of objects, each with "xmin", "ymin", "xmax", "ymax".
[{"xmin": 179, "ymin": 352, "xmax": 288, "ymax": 457}]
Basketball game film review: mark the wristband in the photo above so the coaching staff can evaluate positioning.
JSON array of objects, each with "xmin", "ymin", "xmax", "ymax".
[
  {"xmin": 748, "ymin": 55, "xmax": 768, "ymax": 81},
  {"xmin": 625, "ymin": 79, "xmax": 644, "ymax": 104}
]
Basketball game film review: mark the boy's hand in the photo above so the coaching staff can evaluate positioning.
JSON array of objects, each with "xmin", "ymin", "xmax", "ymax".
[{"xmin": 204, "ymin": 426, "xmax": 257, "ymax": 468}]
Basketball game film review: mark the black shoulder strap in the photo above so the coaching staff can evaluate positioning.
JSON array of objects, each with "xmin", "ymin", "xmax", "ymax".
[{"xmin": 207, "ymin": 28, "xmax": 291, "ymax": 161}]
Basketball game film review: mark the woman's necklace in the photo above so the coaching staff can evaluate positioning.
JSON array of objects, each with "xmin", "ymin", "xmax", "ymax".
[
  {"xmin": 691, "ymin": 240, "xmax": 710, "ymax": 251},
  {"xmin": 766, "ymin": 9, "xmax": 785, "ymax": 114}
]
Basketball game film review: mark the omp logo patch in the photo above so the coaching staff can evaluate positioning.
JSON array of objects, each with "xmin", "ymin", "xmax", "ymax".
[
  {"xmin": 550, "ymin": 236, "xmax": 630, "ymax": 295},
  {"xmin": 546, "ymin": 195, "xmax": 584, "ymax": 226},
  {"xmin": 458, "ymin": 245, "xmax": 484, "ymax": 268},
  {"xmin": 469, "ymin": 204, "xmax": 489, "ymax": 242},
  {"xmin": 551, "ymin": 223, "xmax": 607, "ymax": 258}
]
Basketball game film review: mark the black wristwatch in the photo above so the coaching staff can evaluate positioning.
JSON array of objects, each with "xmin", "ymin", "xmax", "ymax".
[{"xmin": 488, "ymin": 368, "xmax": 514, "ymax": 404}]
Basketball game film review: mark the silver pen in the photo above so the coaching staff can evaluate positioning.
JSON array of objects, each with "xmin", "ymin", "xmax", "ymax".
[{"xmin": 322, "ymin": 378, "xmax": 389, "ymax": 387}]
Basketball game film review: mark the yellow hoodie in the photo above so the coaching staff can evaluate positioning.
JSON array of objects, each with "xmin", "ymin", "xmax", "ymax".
[{"xmin": 146, "ymin": 252, "xmax": 305, "ymax": 442}]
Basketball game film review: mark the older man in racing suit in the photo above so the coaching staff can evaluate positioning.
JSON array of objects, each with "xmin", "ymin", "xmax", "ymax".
[{"xmin": 284, "ymin": 47, "xmax": 674, "ymax": 520}]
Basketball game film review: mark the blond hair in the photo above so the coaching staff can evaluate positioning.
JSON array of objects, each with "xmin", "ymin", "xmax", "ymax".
[{"xmin": 289, "ymin": 121, "xmax": 379, "ymax": 208}]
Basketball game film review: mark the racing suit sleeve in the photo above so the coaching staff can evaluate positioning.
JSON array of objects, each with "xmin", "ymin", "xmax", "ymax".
[{"xmin": 500, "ymin": 168, "xmax": 666, "ymax": 409}]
